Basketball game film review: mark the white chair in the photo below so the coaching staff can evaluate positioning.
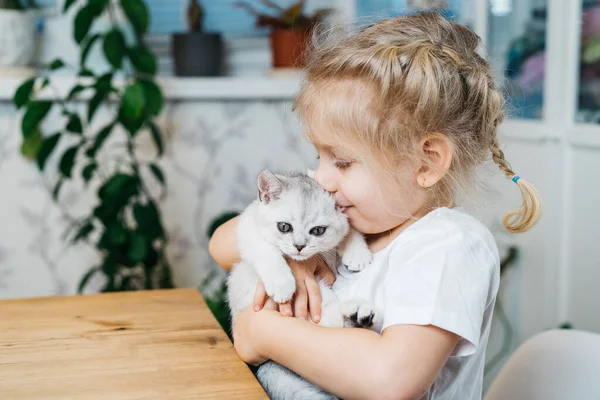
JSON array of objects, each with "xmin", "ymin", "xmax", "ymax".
[{"xmin": 484, "ymin": 329, "xmax": 600, "ymax": 400}]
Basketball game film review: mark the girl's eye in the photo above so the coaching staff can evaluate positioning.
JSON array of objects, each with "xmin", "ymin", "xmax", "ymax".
[
  {"xmin": 309, "ymin": 226, "xmax": 327, "ymax": 236},
  {"xmin": 277, "ymin": 222, "xmax": 293, "ymax": 233},
  {"xmin": 334, "ymin": 160, "xmax": 353, "ymax": 170}
]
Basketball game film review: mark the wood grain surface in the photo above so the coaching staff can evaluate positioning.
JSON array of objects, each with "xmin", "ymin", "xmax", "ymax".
[{"xmin": 0, "ymin": 289, "xmax": 267, "ymax": 399}]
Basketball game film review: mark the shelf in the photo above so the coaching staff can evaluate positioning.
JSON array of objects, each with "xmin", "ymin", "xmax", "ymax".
[{"xmin": 0, "ymin": 75, "xmax": 303, "ymax": 102}]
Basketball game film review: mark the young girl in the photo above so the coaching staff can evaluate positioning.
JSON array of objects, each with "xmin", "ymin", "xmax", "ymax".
[{"xmin": 209, "ymin": 11, "xmax": 540, "ymax": 400}]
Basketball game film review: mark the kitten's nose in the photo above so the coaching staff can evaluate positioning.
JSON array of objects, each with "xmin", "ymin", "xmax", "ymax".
[{"xmin": 295, "ymin": 245, "xmax": 305, "ymax": 252}]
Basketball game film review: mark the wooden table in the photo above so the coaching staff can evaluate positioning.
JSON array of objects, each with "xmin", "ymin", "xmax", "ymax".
[{"xmin": 0, "ymin": 289, "xmax": 267, "ymax": 399}]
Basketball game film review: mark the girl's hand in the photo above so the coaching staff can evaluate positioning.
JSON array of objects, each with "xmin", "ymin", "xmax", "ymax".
[
  {"xmin": 233, "ymin": 305, "xmax": 277, "ymax": 366},
  {"xmin": 252, "ymin": 256, "xmax": 335, "ymax": 323}
]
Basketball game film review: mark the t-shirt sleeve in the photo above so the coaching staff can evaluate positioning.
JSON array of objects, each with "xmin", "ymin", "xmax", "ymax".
[{"xmin": 382, "ymin": 222, "xmax": 497, "ymax": 357}]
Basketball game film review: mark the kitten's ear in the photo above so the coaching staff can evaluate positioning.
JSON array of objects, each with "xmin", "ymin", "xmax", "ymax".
[{"xmin": 257, "ymin": 169, "xmax": 283, "ymax": 204}]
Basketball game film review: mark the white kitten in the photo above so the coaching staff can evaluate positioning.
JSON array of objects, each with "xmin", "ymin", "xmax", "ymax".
[{"xmin": 227, "ymin": 169, "xmax": 380, "ymax": 400}]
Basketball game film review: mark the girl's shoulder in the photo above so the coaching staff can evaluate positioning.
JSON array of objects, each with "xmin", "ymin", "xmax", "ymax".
[{"xmin": 384, "ymin": 207, "xmax": 500, "ymax": 264}]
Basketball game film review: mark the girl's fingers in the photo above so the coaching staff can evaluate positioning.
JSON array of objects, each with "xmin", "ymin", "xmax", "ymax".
[
  {"xmin": 252, "ymin": 281, "xmax": 267, "ymax": 311},
  {"xmin": 316, "ymin": 264, "xmax": 336, "ymax": 287},
  {"xmin": 293, "ymin": 283, "xmax": 308, "ymax": 320},
  {"xmin": 279, "ymin": 301, "xmax": 293, "ymax": 316},
  {"xmin": 263, "ymin": 298, "xmax": 278, "ymax": 311},
  {"xmin": 305, "ymin": 276, "xmax": 322, "ymax": 323}
]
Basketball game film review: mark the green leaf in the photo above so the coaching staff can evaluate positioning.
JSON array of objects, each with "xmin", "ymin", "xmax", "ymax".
[
  {"xmin": 120, "ymin": 0, "xmax": 149, "ymax": 34},
  {"xmin": 147, "ymin": 121, "xmax": 163, "ymax": 156},
  {"xmin": 82, "ymin": 162, "xmax": 96, "ymax": 183},
  {"xmin": 13, "ymin": 78, "xmax": 36, "ymax": 109},
  {"xmin": 73, "ymin": 5, "xmax": 97, "ymax": 44},
  {"xmin": 21, "ymin": 101, "xmax": 52, "ymax": 137},
  {"xmin": 73, "ymin": 222, "xmax": 94, "ymax": 242},
  {"xmin": 88, "ymin": 86, "xmax": 110, "ymax": 124},
  {"xmin": 20, "ymin": 127, "xmax": 42, "ymax": 160},
  {"xmin": 95, "ymin": 175, "xmax": 139, "ymax": 224},
  {"xmin": 96, "ymin": 72, "xmax": 113, "ymax": 88},
  {"xmin": 78, "ymin": 266, "xmax": 100, "ymax": 294},
  {"xmin": 88, "ymin": 0, "xmax": 108, "ymax": 13},
  {"xmin": 79, "ymin": 68, "xmax": 95, "ymax": 78},
  {"xmin": 128, "ymin": 232, "xmax": 148, "ymax": 263},
  {"xmin": 103, "ymin": 29, "xmax": 126, "ymax": 69},
  {"xmin": 122, "ymin": 83, "xmax": 145, "ymax": 121},
  {"xmin": 80, "ymin": 34, "xmax": 101, "ymax": 66},
  {"xmin": 106, "ymin": 223, "xmax": 128, "ymax": 245},
  {"xmin": 99, "ymin": 173, "xmax": 137, "ymax": 200},
  {"xmin": 52, "ymin": 179, "xmax": 63, "ymax": 200},
  {"xmin": 133, "ymin": 201, "xmax": 163, "ymax": 240},
  {"xmin": 36, "ymin": 132, "xmax": 61, "ymax": 170},
  {"xmin": 101, "ymin": 253, "xmax": 118, "ymax": 275},
  {"xmin": 48, "ymin": 59, "xmax": 65, "ymax": 70},
  {"xmin": 139, "ymin": 79, "xmax": 163, "ymax": 116},
  {"xmin": 283, "ymin": 1, "xmax": 304, "ymax": 25},
  {"xmin": 63, "ymin": 0, "xmax": 77, "ymax": 13},
  {"xmin": 66, "ymin": 114, "xmax": 83, "ymax": 134},
  {"xmin": 118, "ymin": 107, "xmax": 144, "ymax": 136},
  {"xmin": 67, "ymin": 84, "xmax": 87, "ymax": 100},
  {"xmin": 86, "ymin": 123, "xmax": 113, "ymax": 157},
  {"xmin": 128, "ymin": 45, "xmax": 157, "ymax": 75},
  {"xmin": 149, "ymin": 163, "xmax": 165, "ymax": 186},
  {"xmin": 59, "ymin": 145, "xmax": 78, "ymax": 178}
]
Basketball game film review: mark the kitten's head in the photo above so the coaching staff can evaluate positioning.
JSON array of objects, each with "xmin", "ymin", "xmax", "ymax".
[{"xmin": 256, "ymin": 169, "xmax": 349, "ymax": 261}]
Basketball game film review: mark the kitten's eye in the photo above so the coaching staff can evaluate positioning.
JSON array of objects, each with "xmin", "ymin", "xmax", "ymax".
[
  {"xmin": 309, "ymin": 226, "xmax": 327, "ymax": 236},
  {"xmin": 277, "ymin": 222, "xmax": 293, "ymax": 233},
  {"xmin": 334, "ymin": 160, "xmax": 353, "ymax": 170}
]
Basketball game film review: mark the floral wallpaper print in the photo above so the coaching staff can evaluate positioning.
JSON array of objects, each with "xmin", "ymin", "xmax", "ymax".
[{"xmin": 0, "ymin": 100, "xmax": 316, "ymax": 299}]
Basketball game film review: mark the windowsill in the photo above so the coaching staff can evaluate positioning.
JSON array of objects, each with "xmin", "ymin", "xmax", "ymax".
[{"xmin": 0, "ymin": 75, "xmax": 303, "ymax": 101}]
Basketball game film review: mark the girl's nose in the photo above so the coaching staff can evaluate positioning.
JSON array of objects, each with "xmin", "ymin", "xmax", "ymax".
[{"xmin": 314, "ymin": 165, "xmax": 337, "ymax": 194}]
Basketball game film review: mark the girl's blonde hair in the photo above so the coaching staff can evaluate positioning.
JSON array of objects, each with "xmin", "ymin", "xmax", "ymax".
[{"xmin": 294, "ymin": 11, "xmax": 540, "ymax": 233}]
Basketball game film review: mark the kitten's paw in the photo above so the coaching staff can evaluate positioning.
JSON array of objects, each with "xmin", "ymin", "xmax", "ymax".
[
  {"xmin": 263, "ymin": 273, "xmax": 296, "ymax": 304},
  {"xmin": 341, "ymin": 299, "xmax": 381, "ymax": 329},
  {"xmin": 342, "ymin": 246, "xmax": 372, "ymax": 272}
]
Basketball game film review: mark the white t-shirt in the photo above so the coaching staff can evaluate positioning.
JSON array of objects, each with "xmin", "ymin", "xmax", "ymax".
[{"xmin": 333, "ymin": 207, "xmax": 500, "ymax": 400}]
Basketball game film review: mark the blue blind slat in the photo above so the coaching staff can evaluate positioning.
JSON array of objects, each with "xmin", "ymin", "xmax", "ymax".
[
  {"xmin": 357, "ymin": 0, "xmax": 463, "ymax": 22},
  {"xmin": 38, "ymin": 1, "xmax": 465, "ymax": 36}
]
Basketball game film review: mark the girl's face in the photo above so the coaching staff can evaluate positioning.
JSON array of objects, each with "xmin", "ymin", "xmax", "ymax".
[{"xmin": 313, "ymin": 141, "xmax": 429, "ymax": 237}]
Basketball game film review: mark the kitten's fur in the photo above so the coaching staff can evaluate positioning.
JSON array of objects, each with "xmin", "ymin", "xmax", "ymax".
[{"xmin": 227, "ymin": 170, "xmax": 380, "ymax": 400}]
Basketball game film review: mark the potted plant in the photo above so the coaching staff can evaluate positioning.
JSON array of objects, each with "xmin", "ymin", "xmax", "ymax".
[
  {"xmin": 0, "ymin": 0, "xmax": 38, "ymax": 70},
  {"xmin": 13, "ymin": 0, "xmax": 174, "ymax": 293},
  {"xmin": 172, "ymin": 0, "xmax": 224, "ymax": 76},
  {"xmin": 235, "ymin": 0, "xmax": 332, "ymax": 69}
]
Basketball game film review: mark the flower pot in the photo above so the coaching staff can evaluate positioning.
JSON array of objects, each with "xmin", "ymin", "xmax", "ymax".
[
  {"xmin": 270, "ymin": 27, "xmax": 311, "ymax": 69},
  {"xmin": 0, "ymin": 10, "xmax": 37, "ymax": 68},
  {"xmin": 172, "ymin": 32, "xmax": 224, "ymax": 77}
]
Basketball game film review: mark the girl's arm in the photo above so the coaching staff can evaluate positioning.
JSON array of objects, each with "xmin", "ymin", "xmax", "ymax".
[
  {"xmin": 208, "ymin": 216, "xmax": 240, "ymax": 272},
  {"xmin": 234, "ymin": 308, "xmax": 459, "ymax": 400}
]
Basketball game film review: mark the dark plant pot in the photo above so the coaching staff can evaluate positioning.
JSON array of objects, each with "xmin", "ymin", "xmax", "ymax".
[
  {"xmin": 172, "ymin": 32, "xmax": 224, "ymax": 77},
  {"xmin": 270, "ymin": 27, "xmax": 311, "ymax": 69}
]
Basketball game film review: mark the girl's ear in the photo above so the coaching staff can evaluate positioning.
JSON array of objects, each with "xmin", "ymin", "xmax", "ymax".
[{"xmin": 416, "ymin": 134, "xmax": 453, "ymax": 188}]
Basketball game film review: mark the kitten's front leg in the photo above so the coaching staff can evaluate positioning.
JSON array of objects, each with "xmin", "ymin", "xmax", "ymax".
[
  {"xmin": 340, "ymin": 229, "xmax": 372, "ymax": 272},
  {"xmin": 252, "ymin": 246, "xmax": 296, "ymax": 304},
  {"xmin": 238, "ymin": 215, "xmax": 296, "ymax": 304}
]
